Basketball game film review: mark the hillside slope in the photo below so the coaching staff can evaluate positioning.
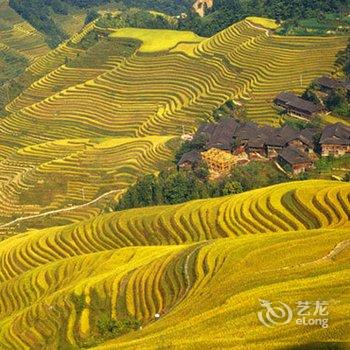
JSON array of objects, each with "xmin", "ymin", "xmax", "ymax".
[
  {"xmin": 0, "ymin": 180, "xmax": 349, "ymax": 349},
  {"xmin": 0, "ymin": 0, "xmax": 50, "ymax": 63},
  {"xmin": 1, "ymin": 8, "xmax": 349, "ymax": 350},
  {"xmin": 2, "ymin": 19, "xmax": 346, "ymax": 136},
  {"xmin": 0, "ymin": 135, "xmax": 175, "ymax": 235},
  {"xmin": 0, "ymin": 19, "xmax": 346, "ymax": 232}
]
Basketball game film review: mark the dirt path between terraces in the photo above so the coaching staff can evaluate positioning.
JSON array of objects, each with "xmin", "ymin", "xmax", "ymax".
[
  {"xmin": 245, "ymin": 20, "xmax": 271, "ymax": 36},
  {"xmin": 262, "ymin": 239, "xmax": 350, "ymax": 273},
  {"xmin": 0, "ymin": 189, "xmax": 122, "ymax": 231}
]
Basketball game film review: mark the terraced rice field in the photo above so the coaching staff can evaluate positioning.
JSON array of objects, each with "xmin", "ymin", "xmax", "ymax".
[
  {"xmin": 53, "ymin": 11, "xmax": 87, "ymax": 37},
  {"xmin": 0, "ymin": 136, "xmax": 174, "ymax": 233},
  {"xmin": 0, "ymin": 17, "xmax": 346, "ymax": 233},
  {"xmin": 246, "ymin": 16, "xmax": 280, "ymax": 30},
  {"xmin": 110, "ymin": 28, "xmax": 204, "ymax": 52},
  {"xmin": 0, "ymin": 180, "xmax": 348, "ymax": 349},
  {"xmin": 0, "ymin": 19, "xmax": 345, "ymax": 148},
  {"xmin": 0, "ymin": 1, "xmax": 50, "ymax": 63},
  {"xmin": 6, "ymin": 34, "xmax": 140, "ymax": 114},
  {"xmin": 0, "ymin": 14, "xmax": 348, "ymax": 349}
]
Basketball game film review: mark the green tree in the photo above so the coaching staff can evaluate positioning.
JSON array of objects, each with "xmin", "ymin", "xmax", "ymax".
[
  {"xmin": 230, "ymin": 162, "xmax": 288, "ymax": 191},
  {"xmin": 85, "ymin": 9, "xmax": 100, "ymax": 25},
  {"xmin": 116, "ymin": 174, "xmax": 160, "ymax": 210},
  {"xmin": 326, "ymin": 88, "xmax": 348, "ymax": 109},
  {"xmin": 174, "ymin": 134, "xmax": 207, "ymax": 163},
  {"xmin": 222, "ymin": 180, "xmax": 243, "ymax": 195},
  {"xmin": 302, "ymin": 86, "xmax": 319, "ymax": 104},
  {"xmin": 326, "ymin": 87, "xmax": 350, "ymax": 117},
  {"xmin": 193, "ymin": 161, "xmax": 209, "ymax": 180},
  {"xmin": 162, "ymin": 171, "xmax": 195, "ymax": 204}
]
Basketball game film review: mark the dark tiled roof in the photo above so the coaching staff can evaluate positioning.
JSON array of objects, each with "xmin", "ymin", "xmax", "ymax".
[
  {"xmin": 177, "ymin": 150, "xmax": 202, "ymax": 166},
  {"xmin": 275, "ymin": 92, "xmax": 322, "ymax": 115},
  {"xmin": 315, "ymin": 76, "xmax": 350, "ymax": 92},
  {"xmin": 274, "ymin": 92, "xmax": 298, "ymax": 103},
  {"xmin": 292, "ymin": 100, "xmax": 321, "ymax": 114},
  {"xmin": 281, "ymin": 125, "xmax": 299, "ymax": 142},
  {"xmin": 247, "ymin": 136, "xmax": 266, "ymax": 148},
  {"xmin": 206, "ymin": 118, "xmax": 240, "ymax": 150},
  {"xmin": 315, "ymin": 76, "xmax": 342, "ymax": 89},
  {"xmin": 297, "ymin": 128, "xmax": 318, "ymax": 147},
  {"xmin": 320, "ymin": 122, "xmax": 350, "ymax": 145},
  {"xmin": 266, "ymin": 125, "xmax": 299, "ymax": 147},
  {"xmin": 279, "ymin": 146, "xmax": 312, "ymax": 165},
  {"xmin": 234, "ymin": 122, "xmax": 259, "ymax": 140},
  {"xmin": 286, "ymin": 128, "xmax": 317, "ymax": 147},
  {"xmin": 246, "ymin": 125, "xmax": 273, "ymax": 148},
  {"xmin": 197, "ymin": 123, "xmax": 216, "ymax": 136},
  {"xmin": 195, "ymin": 119, "xmax": 347, "ymax": 156}
]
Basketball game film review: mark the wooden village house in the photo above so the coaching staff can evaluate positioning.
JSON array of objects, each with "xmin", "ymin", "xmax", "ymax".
[
  {"xmin": 319, "ymin": 123, "xmax": 350, "ymax": 157},
  {"xmin": 278, "ymin": 146, "xmax": 314, "ymax": 175},
  {"xmin": 177, "ymin": 150, "xmax": 202, "ymax": 169},
  {"xmin": 178, "ymin": 116, "xmax": 349, "ymax": 176},
  {"xmin": 274, "ymin": 92, "xmax": 323, "ymax": 118},
  {"xmin": 314, "ymin": 76, "xmax": 350, "ymax": 94}
]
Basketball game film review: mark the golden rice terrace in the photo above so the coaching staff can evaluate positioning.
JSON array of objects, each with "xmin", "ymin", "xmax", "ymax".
[{"xmin": 0, "ymin": 6, "xmax": 349, "ymax": 349}]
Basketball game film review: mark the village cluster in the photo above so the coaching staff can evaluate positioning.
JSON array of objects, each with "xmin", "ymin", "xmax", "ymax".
[{"xmin": 178, "ymin": 76, "xmax": 350, "ymax": 176}]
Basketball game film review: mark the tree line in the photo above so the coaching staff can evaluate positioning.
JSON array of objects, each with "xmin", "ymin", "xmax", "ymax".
[
  {"xmin": 8, "ymin": 0, "xmax": 109, "ymax": 47},
  {"xmin": 96, "ymin": 8, "xmax": 177, "ymax": 30},
  {"xmin": 9, "ymin": 0, "xmax": 349, "ymax": 48},
  {"xmin": 115, "ymin": 161, "xmax": 289, "ymax": 211}
]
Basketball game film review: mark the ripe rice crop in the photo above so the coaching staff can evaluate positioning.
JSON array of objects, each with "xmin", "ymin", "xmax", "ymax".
[{"xmin": 0, "ymin": 180, "xmax": 348, "ymax": 349}]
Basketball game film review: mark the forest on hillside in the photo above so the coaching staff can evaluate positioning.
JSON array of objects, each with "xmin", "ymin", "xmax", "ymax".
[
  {"xmin": 8, "ymin": 0, "xmax": 191, "ymax": 46},
  {"xmin": 180, "ymin": 0, "xmax": 350, "ymax": 36},
  {"xmin": 8, "ymin": 0, "xmax": 349, "ymax": 46}
]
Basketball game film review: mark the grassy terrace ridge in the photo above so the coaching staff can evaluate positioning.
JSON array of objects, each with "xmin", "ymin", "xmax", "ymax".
[
  {"xmin": 109, "ymin": 27, "xmax": 204, "ymax": 52},
  {"xmin": 0, "ymin": 180, "xmax": 348, "ymax": 348},
  {"xmin": 246, "ymin": 16, "xmax": 280, "ymax": 30}
]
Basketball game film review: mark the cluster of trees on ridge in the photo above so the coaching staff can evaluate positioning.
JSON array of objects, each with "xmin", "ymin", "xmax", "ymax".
[
  {"xmin": 9, "ymin": 0, "xmax": 69, "ymax": 47},
  {"xmin": 8, "ymin": 0, "xmax": 113, "ymax": 46},
  {"xmin": 96, "ymin": 8, "xmax": 177, "ymax": 29},
  {"xmin": 0, "ymin": 50, "xmax": 27, "ymax": 86},
  {"xmin": 115, "ymin": 160, "xmax": 290, "ymax": 211},
  {"xmin": 7, "ymin": 0, "xmax": 190, "ymax": 47},
  {"xmin": 337, "ymin": 38, "xmax": 350, "ymax": 78},
  {"xmin": 70, "ymin": 292, "xmax": 141, "ymax": 348},
  {"xmin": 328, "ymin": 40, "xmax": 350, "ymax": 117},
  {"xmin": 179, "ymin": 0, "xmax": 349, "ymax": 36}
]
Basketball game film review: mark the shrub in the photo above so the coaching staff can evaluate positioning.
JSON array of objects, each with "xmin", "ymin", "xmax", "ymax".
[{"xmin": 97, "ymin": 314, "xmax": 141, "ymax": 337}]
